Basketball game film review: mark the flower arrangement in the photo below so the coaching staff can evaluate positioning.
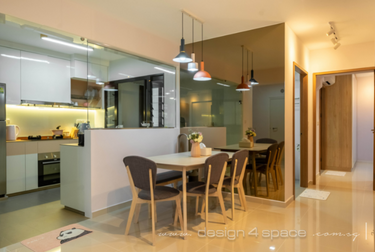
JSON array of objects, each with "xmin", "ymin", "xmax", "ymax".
[
  {"xmin": 245, "ymin": 128, "xmax": 256, "ymax": 137},
  {"xmin": 188, "ymin": 132, "xmax": 203, "ymax": 144}
]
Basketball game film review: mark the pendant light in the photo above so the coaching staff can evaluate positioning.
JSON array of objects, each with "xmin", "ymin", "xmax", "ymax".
[
  {"xmin": 187, "ymin": 18, "xmax": 198, "ymax": 71},
  {"xmin": 236, "ymin": 46, "xmax": 250, "ymax": 91},
  {"xmin": 249, "ymin": 51, "xmax": 259, "ymax": 85},
  {"xmin": 246, "ymin": 49, "xmax": 251, "ymax": 87},
  {"xmin": 193, "ymin": 23, "xmax": 211, "ymax": 81},
  {"xmin": 173, "ymin": 13, "xmax": 192, "ymax": 63}
]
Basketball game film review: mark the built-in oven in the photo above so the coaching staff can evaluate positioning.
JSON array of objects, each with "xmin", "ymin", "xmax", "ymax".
[{"xmin": 38, "ymin": 152, "xmax": 60, "ymax": 187}]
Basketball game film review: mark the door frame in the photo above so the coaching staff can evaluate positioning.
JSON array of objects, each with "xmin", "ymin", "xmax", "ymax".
[
  {"xmin": 312, "ymin": 67, "xmax": 375, "ymax": 190},
  {"xmin": 293, "ymin": 62, "xmax": 308, "ymax": 198}
]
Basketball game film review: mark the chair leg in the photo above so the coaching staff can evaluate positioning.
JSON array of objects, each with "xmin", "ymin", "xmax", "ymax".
[
  {"xmin": 134, "ymin": 204, "xmax": 141, "ymax": 223},
  {"xmin": 218, "ymin": 194, "xmax": 227, "ymax": 224},
  {"xmin": 239, "ymin": 185, "xmax": 247, "ymax": 211},
  {"xmin": 195, "ymin": 196, "xmax": 200, "ymax": 216},
  {"xmin": 277, "ymin": 165, "xmax": 284, "ymax": 185},
  {"xmin": 125, "ymin": 201, "xmax": 137, "ymax": 235},
  {"xmin": 265, "ymin": 172, "xmax": 269, "ymax": 197},
  {"xmin": 205, "ymin": 194, "xmax": 209, "ymax": 230},
  {"xmin": 176, "ymin": 197, "xmax": 184, "ymax": 231},
  {"xmin": 231, "ymin": 186, "xmax": 235, "ymax": 221},
  {"xmin": 271, "ymin": 170, "xmax": 278, "ymax": 190},
  {"xmin": 153, "ymin": 202, "xmax": 157, "ymax": 223},
  {"xmin": 151, "ymin": 200, "xmax": 156, "ymax": 246},
  {"xmin": 174, "ymin": 181, "xmax": 178, "ymax": 188},
  {"xmin": 201, "ymin": 198, "xmax": 206, "ymax": 216}
]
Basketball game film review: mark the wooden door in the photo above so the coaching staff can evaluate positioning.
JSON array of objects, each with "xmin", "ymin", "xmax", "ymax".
[
  {"xmin": 322, "ymin": 75, "xmax": 352, "ymax": 171},
  {"xmin": 373, "ymin": 71, "xmax": 375, "ymax": 191}
]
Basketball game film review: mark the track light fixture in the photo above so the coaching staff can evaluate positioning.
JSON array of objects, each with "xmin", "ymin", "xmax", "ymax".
[
  {"xmin": 326, "ymin": 22, "xmax": 341, "ymax": 50},
  {"xmin": 326, "ymin": 22, "xmax": 335, "ymax": 36}
]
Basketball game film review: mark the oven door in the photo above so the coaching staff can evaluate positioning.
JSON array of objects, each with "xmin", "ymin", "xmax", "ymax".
[{"xmin": 38, "ymin": 159, "xmax": 60, "ymax": 187}]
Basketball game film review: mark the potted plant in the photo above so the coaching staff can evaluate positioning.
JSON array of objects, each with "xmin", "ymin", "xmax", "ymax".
[
  {"xmin": 245, "ymin": 128, "xmax": 256, "ymax": 147},
  {"xmin": 188, "ymin": 132, "xmax": 203, "ymax": 157}
]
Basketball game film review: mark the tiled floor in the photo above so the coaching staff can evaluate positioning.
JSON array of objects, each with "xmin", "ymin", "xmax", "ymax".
[
  {"xmin": 0, "ymin": 188, "xmax": 87, "ymax": 248},
  {"xmin": 1, "ymin": 162, "xmax": 374, "ymax": 252}
]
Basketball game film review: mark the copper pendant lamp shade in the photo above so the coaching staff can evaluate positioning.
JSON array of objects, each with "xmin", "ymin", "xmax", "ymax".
[
  {"xmin": 194, "ymin": 61, "xmax": 211, "ymax": 81},
  {"xmin": 236, "ymin": 46, "xmax": 250, "ymax": 91},
  {"xmin": 193, "ymin": 23, "xmax": 211, "ymax": 81}
]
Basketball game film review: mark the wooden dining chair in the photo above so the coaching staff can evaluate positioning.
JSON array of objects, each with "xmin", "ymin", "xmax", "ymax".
[
  {"xmin": 256, "ymin": 143, "xmax": 278, "ymax": 196},
  {"xmin": 174, "ymin": 153, "xmax": 229, "ymax": 230},
  {"xmin": 221, "ymin": 150, "xmax": 249, "ymax": 221},
  {"xmin": 123, "ymin": 156, "xmax": 183, "ymax": 246}
]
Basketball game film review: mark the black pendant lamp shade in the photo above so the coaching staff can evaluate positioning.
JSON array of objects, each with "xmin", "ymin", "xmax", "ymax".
[
  {"xmin": 173, "ymin": 13, "xmax": 192, "ymax": 63},
  {"xmin": 249, "ymin": 51, "xmax": 259, "ymax": 85}
]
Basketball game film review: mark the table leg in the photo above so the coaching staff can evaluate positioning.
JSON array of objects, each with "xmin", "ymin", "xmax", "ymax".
[
  {"xmin": 182, "ymin": 167, "xmax": 188, "ymax": 239},
  {"xmin": 252, "ymin": 153, "xmax": 258, "ymax": 196}
]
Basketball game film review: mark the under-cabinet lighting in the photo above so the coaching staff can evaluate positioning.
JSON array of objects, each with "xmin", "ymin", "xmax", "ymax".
[
  {"xmin": 96, "ymin": 79, "xmax": 104, "ymax": 85},
  {"xmin": 1, "ymin": 54, "xmax": 50, "ymax": 64},
  {"xmin": 88, "ymin": 75, "xmax": 96, "ymax": 79},
  {"xmin": 217, "ymin": 83, "xmax": 230, "ymax": 87},
  {"xmin": 41, "ymin": 36, "xmax": 93, "ymax": 51},
  {"xmin": 154, "ymin": 67, "xmax": 175, "ymax": 74}
]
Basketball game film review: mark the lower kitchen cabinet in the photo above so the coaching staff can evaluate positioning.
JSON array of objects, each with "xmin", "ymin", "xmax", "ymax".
[
  {"xmin": 25, "ymin": 154, "xmax": 38, "ymax": 190},
  {"xmin": 6, "ymin": 155, "xmax": 26, "ymax": 194}
]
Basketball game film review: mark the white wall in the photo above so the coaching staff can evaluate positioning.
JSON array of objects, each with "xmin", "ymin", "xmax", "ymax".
[
  {"xmin": 87, "ymin": 128, "xmax": 179, "ymax": 214},
  {"xmin": 356, "ymin": 73, "xmax": 374, "ymax": 162}
]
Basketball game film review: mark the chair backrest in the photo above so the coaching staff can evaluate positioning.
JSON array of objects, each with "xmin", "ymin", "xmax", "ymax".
[
  {"xmin": 204, "ymin": 153, "xmax": 229, "ymax": 184},
  {"xmin": 123, "ymin": 156, "xmax": 156, "ymax": 191},
  {"xmin": 231, "ymin": 150, "xmax": 249, "ymax": 178},
  {"xmin": 265, "ymin": 144, "xmax": 279, "ymax": 169},
  {"xmin": 256, "ymin": 138, "xmax": 278, "ymax": 144},
  {"xmin": 178, "ymin": 133, "xmax": 189, "ymax": 152},
  {"xmin": 276, "ymin": 141, "xmax": 285, "ymax": 164}
]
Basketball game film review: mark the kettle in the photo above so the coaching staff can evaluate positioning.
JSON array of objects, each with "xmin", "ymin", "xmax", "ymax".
[{"xmin": 6, "ymin": 125, "xmax": 20, "ymax": 141}]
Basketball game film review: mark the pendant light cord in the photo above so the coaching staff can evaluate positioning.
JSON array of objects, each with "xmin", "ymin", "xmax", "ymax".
[
  {"xmin": 201, "ymin": 23, "xmax": 204, "ymax": 62},
  {"xmin": 247, "ymin": 49, "xmax": 249, "ymax": 76},
  {"xmin": 182, "ymin": 13, "xmax": 184, "ymax": 38},
  {"xmin": 192, "ymin": 18, "xmax": 194, "ymax": 53},
  {"xmin": 242, "ymin": 46, "xmax": 244, "ymax": 76}
]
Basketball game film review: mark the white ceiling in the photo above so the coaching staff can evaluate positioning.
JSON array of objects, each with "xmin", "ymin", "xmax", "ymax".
[{"xmin": 74, "ymin": 0, "xmax": 375, "ymax": 50}]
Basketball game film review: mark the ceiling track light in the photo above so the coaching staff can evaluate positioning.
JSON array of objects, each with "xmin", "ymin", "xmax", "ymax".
[
  {"xmin": 41, "ymin": 35, "xmax": 93, "ymax": 51},
  {"xmin": 326, "ymin": 22, "xmax": 335, "ymax": 36},
  {"xmin": 326, "ymin": 22, "xmax": 341, "ymax": 50},
  {"xmin": 173, "ymin": 13, "xmax": 192, "ymax": 63},
  {"xmin": 236, "ymin": 46, "xmax": 250, "ymax": 92},
  {"xmin": 193, "ymin": 22, "xmax": 211, "ymax": 81}
]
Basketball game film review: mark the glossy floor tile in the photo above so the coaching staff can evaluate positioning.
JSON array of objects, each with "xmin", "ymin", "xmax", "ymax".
[{"xmin": 1, "ymin": 162, "xmax": 374, "ymax": 252}]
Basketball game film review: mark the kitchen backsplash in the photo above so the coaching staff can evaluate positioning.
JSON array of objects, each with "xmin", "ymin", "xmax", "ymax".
[{"xmin": 6, "ymin": 105, "xmax": 104, "ymax": 136}]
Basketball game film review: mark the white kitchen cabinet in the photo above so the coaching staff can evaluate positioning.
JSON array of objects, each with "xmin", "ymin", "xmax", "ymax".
[
  {"xmin": 25, "ymin": 154, "xmax": 38, "ymax": 190},
  {"xmin": 0, "ymin": 46, "xmax": 21, "ymax": 104},
  {"xmin": 21, "ymin": 51, "xmax": 71, "ymax": 103},
  {"xmin": 6, "ymin": 155, "xmax": 26, "ymax": 194},
  {"xmin": 71, "ymin": 60, "xmax": 107, "ymax": 83},
  {"xmin": 71, "ymin": 60, "xmax": 88, "ymax": 80},
  {"xmin": 88, "ymin": 63, "xmax": 107, "ymax": 83}
]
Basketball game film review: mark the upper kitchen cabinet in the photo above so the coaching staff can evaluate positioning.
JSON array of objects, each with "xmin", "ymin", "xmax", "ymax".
[
  {"xmin": 0, "ymin": 46, "xmax": 21, "ymax": 105},
  {"xmin": 21, "ymin": 51, "xmax": 71, "ymax": 103},
  {"xmin": 71, "ymin": 60, "xmax": 108, "ymax": 84}
]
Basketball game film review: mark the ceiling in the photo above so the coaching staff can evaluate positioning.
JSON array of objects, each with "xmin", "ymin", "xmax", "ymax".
[{"xmin": 74, "ymin": 0, "xmax": 375, "ymax": 50}]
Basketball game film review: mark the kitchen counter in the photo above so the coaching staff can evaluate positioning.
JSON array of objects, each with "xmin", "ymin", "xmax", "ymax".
[
  {"xmin": 7, "ymin": 138, "xmax": 77, "ymax": 143},
  {"xmin": 61, "ymin": 143, "xmax": 81, "ymax": 147}
]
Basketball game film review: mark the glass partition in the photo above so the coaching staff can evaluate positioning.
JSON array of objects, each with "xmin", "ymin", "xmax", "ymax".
[
  {"xmin": 180, "ymin": 70, "xmax": 242, "ymax": 145},
  {"xmin": 86, "ymin": 42, "xmax": 176, "ymax": 129}
]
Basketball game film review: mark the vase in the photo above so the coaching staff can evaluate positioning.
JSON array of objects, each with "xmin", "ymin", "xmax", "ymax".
[
  {"xmin": 191, "ymin": 142, "xmax": 201, "ymax": 157},
  {"xmin": 247, "ymin": 135, "xmax": 254, "ymax": 148}
]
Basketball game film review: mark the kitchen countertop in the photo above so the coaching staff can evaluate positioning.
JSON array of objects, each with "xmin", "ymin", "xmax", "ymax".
[
  {"xmin": 61, "ymin": 143, "xmax": 82, "ymax": 147},
  {"xmin": 7, "ymin": 138, "xmax": 78, "ymax": 143}
]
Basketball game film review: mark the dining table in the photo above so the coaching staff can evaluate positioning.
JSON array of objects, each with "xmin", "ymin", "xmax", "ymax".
[
  {"xmin": 147, "ymin": 151, "xmax": 234, "ymax": 239},
  {"xmin": 214, "ymin": 143, "xmax": 272, "ymax": 196}
]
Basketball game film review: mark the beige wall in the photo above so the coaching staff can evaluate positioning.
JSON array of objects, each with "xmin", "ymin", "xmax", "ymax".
[{"xmin": 284, "ymin": 24, "xmax": 310, "ymax": 201}]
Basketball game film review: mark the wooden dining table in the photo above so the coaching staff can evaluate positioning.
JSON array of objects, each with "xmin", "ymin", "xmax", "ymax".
[
  {"xmin": 147, "ymin": 151, "xmax": 234, "ymax": 239},
  {"xmin": 214, "ymin": 143, "xmax": 272, "ymax": 196}
]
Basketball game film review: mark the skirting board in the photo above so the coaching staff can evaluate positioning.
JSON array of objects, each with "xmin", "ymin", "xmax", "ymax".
[
  {"xmin": 222, "ymin": 191, "xmax": 294, "ymax": 208},
  {"xmin": 91, "ymin": 200, "xmax": 132, "ymax": 218}
]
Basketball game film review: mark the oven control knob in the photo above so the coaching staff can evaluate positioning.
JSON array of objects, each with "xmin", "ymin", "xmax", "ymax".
[{"xmin": 45, "ymin": 155, "xmax": 48, "ymax": 159}]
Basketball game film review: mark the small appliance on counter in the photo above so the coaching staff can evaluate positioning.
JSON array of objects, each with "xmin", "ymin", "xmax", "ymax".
[
  {"xmin": 6, "ymin": 124, "xmax": 20, "ymax": 141},
  {"xmin": 52, "ymin": 125, "xmax": 63, "ymax": 135},
  {"xmin": 78, "ymin": 122, "xmax": 90, "ymax": 146},
  {"xmin": 28, "ymin": 135, "xmax": 42, "ymax": 140}
]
